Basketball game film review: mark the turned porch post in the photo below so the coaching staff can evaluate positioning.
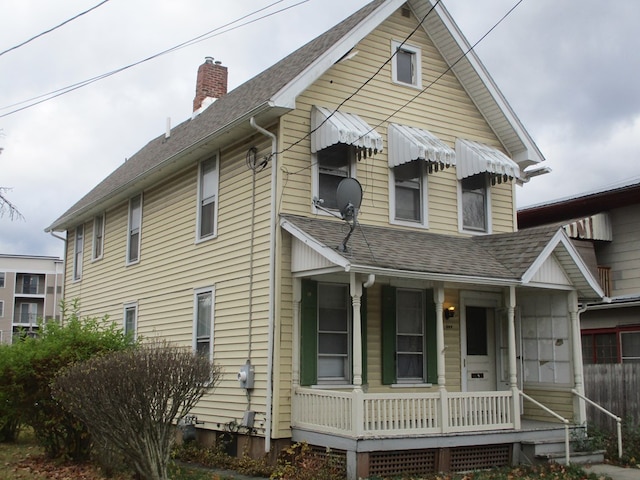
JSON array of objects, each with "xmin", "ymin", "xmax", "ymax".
[
  {"xmin": 569, "ymin": 290, "xmax": 587, "ymax": 424},
  {"xmin": 434, "ymin": 285, "xmax": 449, "ymax": 432},
  {"xmin": 506, "ymin": 286, "xmax": 521, "ymax": 429},
  {"xmin": 350, "ymin": 273, "xmax": 363, "ymax": 390}
]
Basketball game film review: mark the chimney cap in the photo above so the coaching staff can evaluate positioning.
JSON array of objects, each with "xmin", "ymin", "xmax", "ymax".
[{"xmin": 205, "ymin": 56, "xmax": 214, "ymax": 64}]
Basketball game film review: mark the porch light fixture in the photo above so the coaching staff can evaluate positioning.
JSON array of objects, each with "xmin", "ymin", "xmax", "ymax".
[{"xmin": 444, "ymin": 305, "xmax": 456, "ymax": 319}]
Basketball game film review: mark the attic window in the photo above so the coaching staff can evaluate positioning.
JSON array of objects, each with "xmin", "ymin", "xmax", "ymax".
[{"xmin": 391, "ymin": 40, "xmax": 421, "ymax": 89}]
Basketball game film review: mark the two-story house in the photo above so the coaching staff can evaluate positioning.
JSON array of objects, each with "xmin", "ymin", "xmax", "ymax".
[
  {"xmin": 46, "ymin": 1, "xmax": 605, "ymax": 478},
  {"xmin": 0, "ymin": 254, "xmax": 64, "ymax": 343}
]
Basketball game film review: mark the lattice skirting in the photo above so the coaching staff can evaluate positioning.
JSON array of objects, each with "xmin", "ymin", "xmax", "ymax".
[
  {"xmin": 450, "ymin": 444, "xmax": 512, "ymax": 472},
  {"xmin": 369, "ymin": 449, "xmax": 437, "ymax": 477}
]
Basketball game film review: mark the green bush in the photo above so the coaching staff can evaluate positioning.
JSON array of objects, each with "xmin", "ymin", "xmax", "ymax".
[{"xmin": 0, "ymin": 299, "xmax": 135, "ymax": 460}]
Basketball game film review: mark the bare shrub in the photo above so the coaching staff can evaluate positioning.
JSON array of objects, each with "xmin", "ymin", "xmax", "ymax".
[{"xmin": 52, "ymin": 340, "xmax": 220, "ymax": 480}]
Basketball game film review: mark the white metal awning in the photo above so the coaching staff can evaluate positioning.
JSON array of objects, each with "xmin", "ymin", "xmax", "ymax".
[
  {"xmin": 455, "ymin": 138, "xmax": 521, "ymax": 180},
  {"xmin": 310, "ymin": 105, "xmax": 383, "ymax": 153},
  {"xmin": 387, "ymin": 123, "xmax": 455, "ymax": 169}
]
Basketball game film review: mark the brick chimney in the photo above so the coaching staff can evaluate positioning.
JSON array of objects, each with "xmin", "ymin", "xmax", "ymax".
[{"xmin": 193, "ymin": 57, "xmax": 228, "ymax": 112}]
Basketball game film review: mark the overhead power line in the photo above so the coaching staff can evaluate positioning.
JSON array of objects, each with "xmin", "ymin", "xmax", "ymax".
[
  {"xmin": 0, "ymin": 0, "xmax": 111, "ymax": 58},
  {"xmin": 0, "ymin": 0, "xmax": 309, "ymax": 118}
]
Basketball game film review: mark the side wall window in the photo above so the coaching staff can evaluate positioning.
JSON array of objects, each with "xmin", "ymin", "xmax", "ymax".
[
  {"xmin": 123, "ymin": 303, "xmax": 138, "ymax": 340},
  {"xmin": 197, "ymin": 156, "xmax": 219, "ymax": 240},
  {"xmin": 127, "ymin": 194, "xmax": 142, "ymax": 264},
  {"xmin": 0, "ymin": 272, "xmax": 5, "ymax": 288},
  {"xmin": 194, "ymin": 287, "xmax": 214, "ymax": 360},
  {"xmin": 0, "ymin": 300, "xmax": 4, "ymax": 318},
  {"xmin": 391, "ymin": 40, "xmax": 422, "ymax": 88},
  {"xmin": 460, "ymin": 174, "xmax": 489, "ymax": 233},
  {"xmin": 73, "ymin": 225, "xmax": 84, "ymax": 281},
  {"xmin": 92, "ymin": 213, "xmax": 105, "ymax": 260},
  {"xmin": 381, "ymin": 286, "xmax": 437, "ymax": 385}
]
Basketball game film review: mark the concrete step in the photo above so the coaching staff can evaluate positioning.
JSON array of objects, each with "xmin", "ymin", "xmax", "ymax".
[{"xmin": 537, "ymin": 449, "xmax": 605, "ymax": 465}]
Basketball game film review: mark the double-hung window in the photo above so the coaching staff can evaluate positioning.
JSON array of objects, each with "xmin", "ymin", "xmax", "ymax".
[
  {"xmin": 391, "ymin": 41, "xmax": 422, "ymax": 88},
  {"xmin": 621, "ymin": 332, "xmax": 640, "ymax": 363},
  {"xmin": 197, "ymin": 156, "xmax": 219, "ymax": 240},
  {"xmin": 123, "ymin": 303, "xmax": 138, "ymax": 340},
  {"xmin": 127, "ymin": 194, "xmax": 142, "ymax": 264},
  {"xmin": 392, "ymin": 160, "xmax": 426, "ymax": 225},
  {"xmin": 315, "ymin": 144, "xmax": 354, "ymax": 211},
  {"xmin": 461, "ymin": 174, "xmax": 489, "ymax": 233},
  {"xmin": 382, "ymin": 286, "xmax": 437, "ymax": 385},
  {"xmin": 92, "ymin": 214, "xmax": 105, "ymax": 260},
  {"xmin": 73, "ymin": 225, "xmax": 83, "ymax": 281},
  {"xmin": 0, "ymin": 272, "xmax": 5, "ymax": 288},
  {"xmin": 0, "ymin": 301, "xmax": 4, "ymax": 318},
  {"xmin": 194, "ymin": 287, "xmax": 214, "ymax": 360},
  {"xmin": 300, "ymin": 279, "xmax": 367, "ymax": 386}
]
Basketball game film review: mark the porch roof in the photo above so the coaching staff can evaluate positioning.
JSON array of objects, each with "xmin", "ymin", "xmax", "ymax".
[{"xmin": 280, "ymin": 214, "xmax": 605, "ymax": 301}]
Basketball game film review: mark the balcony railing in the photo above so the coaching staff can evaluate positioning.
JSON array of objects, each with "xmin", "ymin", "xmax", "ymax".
[
  {"xmin": 292, "ymin": 387, "xmax": 515, "ymax": 438},
  {"xmin": 13, "ymin": 313, "xmax": 39, "ymax": 326},
  {"xmin": 598, "ymin": 266, "xmax": 612, "ymax": 297}
]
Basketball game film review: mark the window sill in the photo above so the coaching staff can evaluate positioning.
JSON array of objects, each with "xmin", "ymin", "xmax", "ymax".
[
  {"xmin": 311, "ymin": 383, "xmax": 354, "ymax": 389},
  {"xmin": 195, "ymin": 234, "xmax": 218, "ymax": 245},
  {"xmin": 391, "ymin": 218, "xmax": 428, "ymax": 229}
]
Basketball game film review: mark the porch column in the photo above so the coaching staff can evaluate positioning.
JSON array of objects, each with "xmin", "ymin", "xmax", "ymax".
[
  {"xmin": 350, "ymin": 273, "xmax": 363, "ymax": 390},
  {"xmin": 434, "ymin": 285, "xmax": 449, "ymax": 432},
  {"xmin": 569, "ymin": 290, "xmax": 587, "ymax": 424},
  {"xmin": 506, "ymin": 286, "xmax": 521, "ymax": 429},
  {"xmin": 292, "ymin": 278, "xmax": 301, "ymax": 388}
]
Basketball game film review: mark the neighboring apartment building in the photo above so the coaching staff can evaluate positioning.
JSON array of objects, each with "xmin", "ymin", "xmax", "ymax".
[
  {"xmin": 519, "ymin": 180, "xmax": 640, "ymax": 365},
  {"xmin": 0, "ymin": 254, "xmax": 64, "ymax": 344},
  {"xmin": 46, "ymin": 1, "xmax": 605, "ymax": 477}
]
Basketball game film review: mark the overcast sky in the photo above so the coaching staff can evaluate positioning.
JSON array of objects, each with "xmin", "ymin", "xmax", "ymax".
[{"xmin": 1, "ymin": 0, "xmax": 639, "ymax": 258}]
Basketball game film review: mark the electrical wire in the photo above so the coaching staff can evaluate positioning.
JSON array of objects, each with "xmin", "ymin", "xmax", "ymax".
[
  {"xmin": 0, "ymin": 0, "xmax": 111, "ymax": 58},
  {"xmin": 0, "ymin": 0, "xmax": 310, "ymax": 118}
]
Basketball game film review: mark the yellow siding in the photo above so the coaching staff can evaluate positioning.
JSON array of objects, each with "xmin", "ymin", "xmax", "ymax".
[
  {"xmin": 278, "ymin": 8, "xmax": 516, "ymax": 234},
  {"xmin": 522, "ymin": 387, "xmax": 574, "ymax": 423}
]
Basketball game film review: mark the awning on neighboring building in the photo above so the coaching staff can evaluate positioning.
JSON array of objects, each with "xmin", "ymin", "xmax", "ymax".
[
  {"xmin": 455, "ymin": 138, "xmax": 521, "ymax": 181},
  {"xmin": 310, "ymin": 105, "xmax": 383, "ymax": 153},
  {"xmin": 387, "ymin": 123, "xmax": 455, "ymax": 171}
]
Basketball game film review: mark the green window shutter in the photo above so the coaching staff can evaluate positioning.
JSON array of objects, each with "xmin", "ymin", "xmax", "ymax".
[
  {"xmin": 381, "ymin": 285, "xmax": 396, "ymax": 385},
  {"xmin": 300, "ymin": 279, "xmax": 318, "ymax": 386},
  {"xmin": 361, "ymin": 288, "xmax": 368, "ymax": 385},
  {"xmin": 425, "ymin": 288, "xmax": 438, "ymax": 384}
]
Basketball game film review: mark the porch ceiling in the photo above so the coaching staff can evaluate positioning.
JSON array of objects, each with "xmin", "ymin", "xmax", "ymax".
[{"xmin": 280, "ymin": 214, "xmax": 604, "ymax": 300}]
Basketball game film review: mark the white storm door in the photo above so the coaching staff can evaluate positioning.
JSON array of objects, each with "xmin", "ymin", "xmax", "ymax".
[{"xmin": 465, "ymin": 306, "xmax": 497, "ymax": 392}]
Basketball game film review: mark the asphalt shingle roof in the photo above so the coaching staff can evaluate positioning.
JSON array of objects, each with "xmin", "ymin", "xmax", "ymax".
[{"xmin": 281, "ymin": 214, "xmax": 562, "ymax": 281}]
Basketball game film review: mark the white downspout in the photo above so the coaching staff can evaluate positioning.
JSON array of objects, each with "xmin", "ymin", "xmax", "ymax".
[{"xmin": 249, "ymin": 117, "xmax": 277, "ymax": 453}]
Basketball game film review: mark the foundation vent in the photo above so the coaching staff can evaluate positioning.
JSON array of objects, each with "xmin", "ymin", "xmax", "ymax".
[
  {"xmin": 369, "ymin": 449, "xmax": 436, "ymax": 478},
  {"xmin": 450, "ymin": 444, "xmax": 512, "ymax": 472}
]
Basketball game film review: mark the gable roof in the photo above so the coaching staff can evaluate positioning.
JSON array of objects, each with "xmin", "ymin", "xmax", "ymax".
[
  {"xmin": 47, "ymin": 0, "xmax": 543, "ymax": 232},
  {"xmin": 281, "ymin": 214, "xmax": 604, "ymax": 301}
]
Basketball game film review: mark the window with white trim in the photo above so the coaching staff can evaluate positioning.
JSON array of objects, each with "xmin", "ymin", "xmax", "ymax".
[
  {"xmin": 0, "ymin": 272, "xmax": 5, "ymax": 288},
  {"xmin": 123, "ymin": 303, "xmax": 137, "ymax": 340},
  {"xmin": 313, "ymin": 143, "xmax": 355, "ymax": 211},
  {"xmin": 92, "ymin": 213, "xmax": 105, "ymax": 260},
  {"xmin": 391, "ymin": 160, "xmax": 426, "ymax": 226},
  {"xmin": 197, "ymin": 156, "xmax": 219, "ymax": 240},
  {"xmin": 461, "ymin": 174, "xmax": 489, "ymax": 233},
  {"xmin": 194, "ymin": 287, "xmax": 214, "ymax": 360},
  {"xmin": 317, "ymin": 283, "xmax": 351, "ymax": 383},
  {"xmin": 0, "ymin": 300, "xmax": 4, "ymax": 318},
  {"xmin": 73, "ymin": 225, "xmax": 84, "ymax": 281},
  {"xmin": 391, "ymin": 40, "xmax": 422, "ymax": 88},
  {"xmin": 127, "ymin": 194, "xmax": 142, "ymax": 264}
]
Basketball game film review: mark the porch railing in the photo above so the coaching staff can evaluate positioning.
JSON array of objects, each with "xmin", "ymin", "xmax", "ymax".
[
  {"xmin": 572, "ymin": 388, "xmax": 623, "ymax": 458},
  {"xmin": 292, "ymin": 387, "xmax": 515, "ymax": 438}
]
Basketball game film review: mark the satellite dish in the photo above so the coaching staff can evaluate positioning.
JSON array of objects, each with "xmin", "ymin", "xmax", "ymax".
[{"xmin": 336, "ymin": 178, "xmax": 363, "ymax": 221}]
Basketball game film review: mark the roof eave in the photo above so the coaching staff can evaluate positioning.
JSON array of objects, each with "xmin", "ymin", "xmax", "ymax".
[{"xmin": 46, "ymin": 102, "xmax": 286, "ymax": 232}]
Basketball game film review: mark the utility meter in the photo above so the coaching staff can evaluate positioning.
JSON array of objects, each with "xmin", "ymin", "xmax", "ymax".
[{"xmin": 237, "ymin": 361, "xmax": 255, "ymax": 389}]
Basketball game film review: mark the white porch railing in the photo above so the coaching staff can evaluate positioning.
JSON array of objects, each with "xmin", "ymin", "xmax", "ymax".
[{"xmin": 292, "ymin": 387, "xmax": 515, "ymax": 438}]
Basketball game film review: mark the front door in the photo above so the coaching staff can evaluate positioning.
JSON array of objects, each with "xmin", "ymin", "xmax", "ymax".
[{"xmin": 465, "ymin": 306, "xmax": 497, "ymax": 391}]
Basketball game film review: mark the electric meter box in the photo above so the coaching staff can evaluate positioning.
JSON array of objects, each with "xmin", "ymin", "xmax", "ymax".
[{"xmin": 237, "ymin": 362, "xmax": 255, "ymax": 389}]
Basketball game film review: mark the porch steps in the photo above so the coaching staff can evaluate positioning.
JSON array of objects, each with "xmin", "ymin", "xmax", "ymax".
[{"xmin": 520, "ymin": 438, "xmax": 605, "ymax": 465}]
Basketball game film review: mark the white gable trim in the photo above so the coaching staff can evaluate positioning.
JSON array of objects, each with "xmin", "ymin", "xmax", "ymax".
[
  {"xmin": 280, "ymin": 217, "xmax": 351, "ymax": 271},
  {"xmin": 529, "ymin": 254, "xmax": 572, "ymax": 287},
  {"xmin": 271, "ymin": 0, "xmax": 405, "ymax": 108},
  {"xmin": 521, "ymin": 229, "xmax": 604, "ymax": 298}
]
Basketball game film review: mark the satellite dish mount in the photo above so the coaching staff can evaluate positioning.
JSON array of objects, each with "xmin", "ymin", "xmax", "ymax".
[{"xmin": 335, "ymin": 178, "xmax": 363, "ymax": 252}]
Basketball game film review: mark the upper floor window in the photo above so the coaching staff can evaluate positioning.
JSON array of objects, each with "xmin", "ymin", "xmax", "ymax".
[
  {"xmin": 92, "ymin": 214, "xmax": 105, "ymax": 260},
  {"xmin": 0, "ymin": 300, "xmax": 4, "ymax": 318},
  {"xmin": 314, "ymin": 143, "xmax": 355, "ymax": 211},
  {"xmin": 73, "ymin": 225, "xmax": 84, "ymax": 281},
  {"xmin": 127, "ymin": 194, "xmax": 142, "ymax": 264},
  {"xmin": 460, "ymin": 174, "xmax": 489, "ymax": 233},
  {"xmin": 194, "ymin": 287, "xmax": 214, "ymax": 360},
  {"xmin": 391, "ymin": 41, "xmax": 422, "ymax": 88},
  {"xmin": 123, "ymin": 303, "xmax": 138, "ymax": 340},
  {"xmin": 391, "ymin": 160, "xmax": 426, "ymax": 226},
  {"xmin": 0, "ymin": 272, "xmax": 4, "ymax": 288},
  {"xmin": 197, "ymin": 157, "xmax": 219, "ymax": 241}
]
